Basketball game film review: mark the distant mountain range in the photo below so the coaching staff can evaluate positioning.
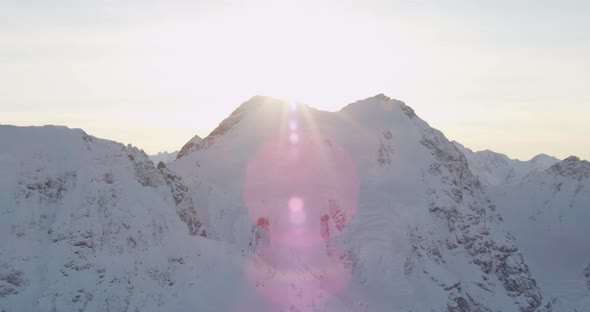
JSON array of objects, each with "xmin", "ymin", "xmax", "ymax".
[
  {"xmin": 1, "ymin": 95, "xmax": 588, "ymax": 311},
  {"xmin": 149, "ymin": 150, "xmax": 180, "ymax": 165}
]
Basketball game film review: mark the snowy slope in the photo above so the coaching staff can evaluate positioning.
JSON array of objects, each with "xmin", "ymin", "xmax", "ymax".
[
  {"xmin": 0, "ymin": 125, "xmax": 293, "ymax": 312},
  {"xmin": 170, "ymin": 95, "xmax": 544, "ymax": 311},
  {"xmin": 148, "ymin": 151, "xmax": 179, "ymax": 164},
  {"xmin": 454, "ymin": 142, "xmax": 559, "ymax": 187},
  {"xmin": 489, "ymin": 156, "xmax": 590, "ymax": 310}
]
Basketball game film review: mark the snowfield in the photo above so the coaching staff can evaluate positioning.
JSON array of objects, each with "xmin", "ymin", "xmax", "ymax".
[{"xmin": 1, "ymin": 95, "xmax": 588, "ymax": 311}]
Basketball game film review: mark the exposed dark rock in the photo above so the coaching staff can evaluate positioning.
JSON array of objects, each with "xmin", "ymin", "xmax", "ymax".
[
  {"xmin": 418, "ymin": 126, "xmax": 542, "ymax": 311},
  {"xmin": 547, "ymin": 156, "xmax": 590, "ymax": 180},
  {"xmin": 127, "ymin": 147, "xmax": 205, "ymax": 237},
  {"xmin": 377, "ymin": 142, "xmax": 393, "ymax": 166},
  {"xmin": 0, "ymin": 270, "xmax": 24, "ymax": 287},
  {"xmin": 176, "ymin": 135, "xmax": 203, "ymax": 159},
  {"xmin": 584, "ymin": 261, "xmax": 590, "ymax": 289},
  {"xmin": 400, "ymin": 102, "xmax": 417, "ymax": 119},
  {"xmin": 19, "ymin": 172, "xmax": 76, "ymax": 204}
]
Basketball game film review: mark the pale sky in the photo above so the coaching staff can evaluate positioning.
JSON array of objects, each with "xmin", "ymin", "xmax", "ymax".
[{"xmin": 1, "ymin": 0, "xmax": 589, "ymax": 160}]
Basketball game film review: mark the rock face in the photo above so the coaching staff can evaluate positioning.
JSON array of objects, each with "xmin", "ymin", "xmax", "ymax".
[
  {"xmin": 456, "ymin": 144, "xmax": 590, "ymax": 309},
  {"xmin": 482, "ymin": 154, "xmax": 590, "ymax": 310},
  {"xmin": 546, "ymin": 156, "xmax": 590, "ymax": 180},
  {"xmin": 170, "ymin": 95, "xmax": 544, "ymax": 311},
  {"xmin": 418, "ymin": 128, "xmax": 541, "ymax": 311},
  {"xmin": 176, "ymin": 135, "xmax": 202, "ymax": 159}
]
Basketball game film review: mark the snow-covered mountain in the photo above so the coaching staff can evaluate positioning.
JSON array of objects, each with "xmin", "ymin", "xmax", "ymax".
[
  {"xmin": 148, "ymin": 151, "xmax": 179, "ymax": 164},
  {"xmin": 454, "ymin": 142, "xmax": 559, "ymax": 187},
  {"xmin": 455, "ymin": 139, "xmax": 590, "ymax": 310},
  {"xmin": 169, "ymin": 95, "xmax": 545, "ymax": 311},
  {"xmin": 1, "ymin": 95, "xmax": 587, "ymax": 311},
  {"xmin": 487, "ymin": 156, "xmax": 590, "ymax": 310},
  {"xmin": 0, "ymin": 126, "xmax": 269, "ymax": 311}
]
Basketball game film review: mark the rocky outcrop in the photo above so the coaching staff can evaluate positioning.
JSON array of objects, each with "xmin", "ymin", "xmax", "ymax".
[
  {"xmin": 127, "ymin": 147, "xmax": 205, "ymax": 237},
  {"xmin": 0, "ymin": 268, "xmax": 25, "ymax": 298},
  {"xmin": 445, "ymin": 282, "xmax": 492, "ymax": 312},
  {"xmin": 418, "ymin": 124, "xmax": 542, "ymax": 311},
  {"xmin": 176, "ymin": 135, "xmax": 202, "ymax": 159},
  {"xmin": 585, "ymin": 262, "xmax": 590, "ymax": 290},
  {"xmin": 546, "ymin": 156, "xmax": 590, "ymax": 180},
  {"xmin": 377, "ymin": 131, "xmax": 394, "ymax": 166}
]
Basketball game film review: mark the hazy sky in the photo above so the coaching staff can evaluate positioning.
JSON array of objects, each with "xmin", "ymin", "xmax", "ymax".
[{"xmin": 1, "ymin": 0, "xmax": 589, "ymax": 160}]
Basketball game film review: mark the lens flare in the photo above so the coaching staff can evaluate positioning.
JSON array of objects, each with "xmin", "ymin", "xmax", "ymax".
[
  {"xmin": 288, "ymin": 196, "xmax": 306, "ymax": 225},
  {"xmin": 245, "ymin": 245, "xmax": 353, "ymax": 307},
  {"xmin": 243, "ymin": 126, "xmax": 360, "ymax": 308},
  {"xmin": 289, "ymin": 132, "xmax": 299, "ymax": 144},
  {"xmin": 244, "ymin": 130, "xmax": 359, "ymax": 246},
  {"xmin": 289, "ymin": 119, "xmax": 298, "ymax": 131}
]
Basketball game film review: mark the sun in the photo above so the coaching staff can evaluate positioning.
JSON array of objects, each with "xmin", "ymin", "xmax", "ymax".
[{"xmin": 121, "ymin": 4, "xmax": 417, "ymax": 114}]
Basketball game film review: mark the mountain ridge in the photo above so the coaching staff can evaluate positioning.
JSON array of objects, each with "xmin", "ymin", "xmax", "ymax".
[{"xmin": 1, "ymin": 95, "xmax": 588, "ymax": 311}]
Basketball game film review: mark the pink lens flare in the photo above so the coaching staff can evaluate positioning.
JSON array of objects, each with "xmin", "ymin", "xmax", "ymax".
[
  {"xmin": 288, "ymin": 196, "xmax": 306, "ymax": 225},
  {"xmin": 244, "ymin": 128, "xmax": 360, "ymax": 307},
  {"xmin": 245, "ymin": 244, "xmax": 354, "ymax": 308},
  {"xmin": 289, "ymin": 119, "xmax": 298, "ymax": 131},
  {"xmin": 289, "ymin": 132, "xmax": 299, "ymax": 144},
  {"xmin": 243, "ymin": 129, "xmax": 360, "ymax": 247}
]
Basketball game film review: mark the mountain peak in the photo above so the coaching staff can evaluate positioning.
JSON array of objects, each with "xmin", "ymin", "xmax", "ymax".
[
  {"xmin": 339, "ymin": 93, "xmax": 417, "ymax": 119},
  {"xmin": 176, "ymin": 96, "xmax": 293, "ymax": 160},
  {"xmin": 564, "ymin": 155, "xmax": 581, "ymax": 162},
  {"xmin": 175, "ymin": 94, "xmax": 426, "ymax": 160},
  {"xmin": 342, "ymin": 93, "xmax": 396, "ymax": 107},
  {"xmin": 0, "ymin": 125, "xmax": 94, "ymax": 157},
  {"xmin": 371, "ymin": 93, "xmax": 391, "ymax": 101},
  {"xmin": 176, "ymin": 135, "xmax": 203, "ymax": 159},
  {"xmin": 240, "ymin": 95, "xmax": 298, "ymax": 110},
  {"xmin": 547, "ymin": 155, "xmax": 590, "ymax": 180},
  {"xmin": 530, "ymin": 153, "xmax": 558, "ymax": 163}
]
